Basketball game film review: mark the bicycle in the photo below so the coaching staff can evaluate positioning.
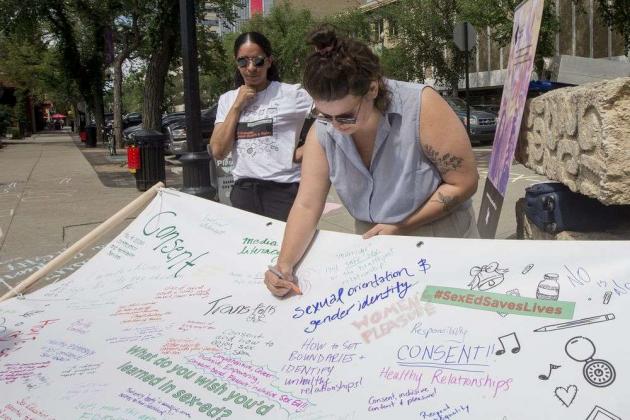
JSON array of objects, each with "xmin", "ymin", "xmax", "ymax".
[{"xmin": 104, "ymin": 125, "xmax": 116, "ymax": 156}]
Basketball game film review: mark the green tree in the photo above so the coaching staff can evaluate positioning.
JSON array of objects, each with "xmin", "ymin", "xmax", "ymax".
[
  {"xmin": 0, "ymin": 32, "xmax": 80, "ymax": 128},
  {"xmin": 242, "ymin": 1, "xmax": 316, "ymax": 83},
  {"xmin": 236, "ymin": 2, "xmax": 374, "ymax": 87},
  {"xmin": 120, "ymin": 68, "xmax": 147, "ymax": 113},
  {"xmin": 596, "ymin": 0, "xmax": 629, "ymax": 54},
  {"xmin": 386, "ymin": 0, "xmax": 465, "ymax": 92},
  {"xmin": 376, "ymin": 0, "xmax": 561, "ymax": 90},
  {"xmin": 197, "ymin": 26, "xmax": 236, "ymax": 106},
  {"xmin": 135, "ymin": 2, "xmax": 374, "ymax": 109},
  {"xmin": 111, "ymin": 1, "xmax": 143, "ymax": 147},
  {"xmin": 137, "ymin": 0, "xmax": 180, "ymax": 130},
  {"xmin": 0, "ymin": 105, "xmax": 11, "ymax": 136},
  {"xmin": 137, "ymin": 0, "xmax": 240, "ymax": 130},
  {"xmin": 459, "ymin": 0, "xmax": 560, "ymax": 78},
  {"xmin": 325, "ymin": 8, "xmax": 373, "ymax": 43},
  {"xmin": 380, "ymin": 44, "xmax": 417, "ymax": 81},
  {"xmin": 0, "ymin": 0, "xmax": 116, "ymax": 141}
]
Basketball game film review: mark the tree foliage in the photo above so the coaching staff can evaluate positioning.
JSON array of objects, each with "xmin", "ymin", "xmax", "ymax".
[
  {"xmin": 0, "ymin": 0, "xmax": 118, "ymax": 138},
  {"xmin": 0, "ymin": 32, "xmax": 79, "ymax": 110},
  {"xmin": 380, "ymin": 45, "xmax": 417, "ymax": 81},
  {"xmin": 198, "ymin": 32, "xmax": 237, "ymax": 105},
  {"xmin": 242, "ymin": 2, "xmax": 316, "ymax": 84},
  {"xmin": 324, "ymin": 8, "xmax": 372, "ymax": 44},
  {"xmin": 109, "ymin": 1, "xmax": 143, "ymax": 146},
  {"xmin": 596, "ymin": 0, "xmax": 629, "ymax": 54},
  {"xmin": 459, "ymin": 0, "xmax": 560, "ymax": 78},
  {"xmin": 237, "ymin": 2, "xmax": 374, "ymax": 86},
  {"xmin": 136, "ymin": 0, "xmax": 240, "ymax": 129},
  {"xmin": 385, "ymin": 0, "xmax": 465, "ymax": 91},
  {"xmin": 373, "ymin": 0, "xmax": 562, "ymax": 91}
]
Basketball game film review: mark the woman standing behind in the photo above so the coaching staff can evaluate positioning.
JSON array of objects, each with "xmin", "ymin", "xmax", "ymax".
[
  {"xmin": 265, "ymin": 27, "xmax": 480, "ymax": 297},
  {"xmin": 210, "ymin": 32, "xmax": 312, "ymax": 221}
]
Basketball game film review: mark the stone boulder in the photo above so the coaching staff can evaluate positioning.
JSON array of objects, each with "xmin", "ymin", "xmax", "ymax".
[{"xmin": 516, "ymin": 77, "xmax": 630, "ymax": 205}]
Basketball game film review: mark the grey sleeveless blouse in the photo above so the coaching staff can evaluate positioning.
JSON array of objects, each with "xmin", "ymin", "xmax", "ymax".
[{"xmin": 316, "ymin": 79, "xmax": 442, "ymax": 224}]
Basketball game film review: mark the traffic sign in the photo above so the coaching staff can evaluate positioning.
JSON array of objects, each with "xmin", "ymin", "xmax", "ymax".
[{"xmin": 453, "ymin": 22, "xmax": 477, "ymax": 52}]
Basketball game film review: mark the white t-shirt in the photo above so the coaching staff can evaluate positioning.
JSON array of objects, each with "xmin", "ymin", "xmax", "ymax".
[{"xmin": 214, "ymin": 81, "xmax": 312, "ymax": 183}]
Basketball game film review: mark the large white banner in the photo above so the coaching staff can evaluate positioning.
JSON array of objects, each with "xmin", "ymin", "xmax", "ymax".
[{"xmin": 1, "ymin": 190, "xmax": 628, "ymax": 419}]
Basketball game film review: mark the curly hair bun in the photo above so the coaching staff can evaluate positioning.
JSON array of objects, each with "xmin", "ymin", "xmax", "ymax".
[
  {"xmin": 308, "ymin": 25, "xmax": 339, "ymax": 54},
  {"xmin": 303, "ymin": 25, "xmax": 390, "ymax": 112}
]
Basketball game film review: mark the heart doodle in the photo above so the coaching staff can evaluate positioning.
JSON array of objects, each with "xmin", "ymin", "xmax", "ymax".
[{"xmin": 554, "ymin": 385, "xmax": 578, "ymax": 407}]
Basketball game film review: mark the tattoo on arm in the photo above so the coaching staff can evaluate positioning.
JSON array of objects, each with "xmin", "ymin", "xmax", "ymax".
[
  {"xmin": 432, "ymin": 192, "xmax": 457, "ymax": 212},
  {"xmin": 423, "ymin": 144, "xmax": 464, "ymax": 174}
]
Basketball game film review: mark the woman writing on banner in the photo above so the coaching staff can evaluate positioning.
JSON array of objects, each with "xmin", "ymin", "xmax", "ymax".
[
  {"xmin": 264, "ymin": 27, "xmax": 480, "ymax": 297},
  {"xmin": 210, "ymin": 32, "xmax": 312, "ymax": 221}
]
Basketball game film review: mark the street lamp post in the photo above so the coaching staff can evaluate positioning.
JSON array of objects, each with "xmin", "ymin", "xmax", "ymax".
[
  {"xmin": 453, "ymin": 22, "xmax": 477, "ymax": 137},
  {"xmin": 178, "ymin": 0, "xmax": 215, "ymax": 199}
]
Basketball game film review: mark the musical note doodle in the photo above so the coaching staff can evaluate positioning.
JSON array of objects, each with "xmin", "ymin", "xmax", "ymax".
[
  {"xmin": 495, "ymin": 332, "xmax": 521, "ymax": 356},
  {"xmin": 538, "ymin": 364, "xmax": 561, "ymax": 380}
]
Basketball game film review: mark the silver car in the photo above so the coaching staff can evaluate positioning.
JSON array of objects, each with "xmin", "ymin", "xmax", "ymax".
[
  {"xmin": 164, "ymin": 106, "xmax": 217, "ymax": 157},
  {"xmin": 444, "ymin": 97, "xmax": 497, "ymax": 145}
]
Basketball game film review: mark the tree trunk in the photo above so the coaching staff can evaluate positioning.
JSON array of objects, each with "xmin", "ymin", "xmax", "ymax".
[
  {"xmin": 113, "ymin": 56, "xmax": 125, "ymax": 148},
  {"xmin": 452, "ymin": 85, "xmax": 459, "ymax": 96},
  {"xmin": 142, "ymin": 0, "xmax": 179, "ymax": 130},
  {"xmin": 71, "ymin": 103, "xmax": 79, "ymax": 132},
  {"xmin": 93, "ymin": 88, "xmax": 105, "ymax": 144},
  {"xmin": 142, "ymin": 49, "xmax": 171, "ymax": 130}
]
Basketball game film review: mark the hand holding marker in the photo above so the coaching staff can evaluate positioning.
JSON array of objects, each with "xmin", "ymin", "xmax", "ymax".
[{"xmin": 268, "ymin": 265, "xmax": 302, "ymax": 295}]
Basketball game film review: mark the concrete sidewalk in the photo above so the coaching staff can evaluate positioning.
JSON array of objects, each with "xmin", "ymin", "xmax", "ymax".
[
  {"xmin": 0, "ymin": 131, "xmax": 142, "ymax": 294},
  {"xmin": 0, "ymin": 131, "xmax": 543, "ymax": 296}
]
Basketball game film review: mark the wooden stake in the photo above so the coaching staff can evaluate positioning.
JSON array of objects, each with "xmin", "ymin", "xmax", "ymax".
[{"xmin": 0, "ymin": 181, "xmax": 165, "ymax": 302}]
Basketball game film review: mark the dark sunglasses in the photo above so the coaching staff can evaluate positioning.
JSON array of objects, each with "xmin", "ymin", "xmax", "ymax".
[
  {"xmin": 236, "ymin": 56, "xmax": 267, "ymax": 68},
  {"xmin": 309, "ymin": 96, "xmax": 364, "ymax": 126}
]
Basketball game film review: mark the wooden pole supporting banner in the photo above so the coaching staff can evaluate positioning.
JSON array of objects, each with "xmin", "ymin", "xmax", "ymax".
[{"xmin": 0, "ymin": 181, "xmax": 165, "ymax": 302}]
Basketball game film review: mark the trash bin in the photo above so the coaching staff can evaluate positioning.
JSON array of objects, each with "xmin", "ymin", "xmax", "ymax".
[
  {"xmin": 86, "ymin": 124, "xmax": 97, "ymax": 148},
  {"xmin": 132, "ymin": 129, "xmax": 166, "ymax": 191}
]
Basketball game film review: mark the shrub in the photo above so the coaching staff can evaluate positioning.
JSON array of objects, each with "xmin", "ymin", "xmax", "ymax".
[{"xmin": 9, "ymin": 127, "xmax": 22, "ymax": 139}]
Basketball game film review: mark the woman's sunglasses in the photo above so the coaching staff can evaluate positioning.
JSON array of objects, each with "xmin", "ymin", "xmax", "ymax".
[
  {"xmin": 310, "ymin": 96, "xmax": 364, "ymax": 126},
  {"xmin": 236, "ymin": 56, "xmax": 267, "ymax": 68}
]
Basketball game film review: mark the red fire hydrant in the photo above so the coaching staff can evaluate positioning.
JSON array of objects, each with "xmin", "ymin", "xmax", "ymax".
[
  {"xmin": 79, "ymin": 131, "xmax": 87, "ymax": 142},
  {"xmin": 127, "ymin": 145, "xmax": 140, "ymax": 174}
]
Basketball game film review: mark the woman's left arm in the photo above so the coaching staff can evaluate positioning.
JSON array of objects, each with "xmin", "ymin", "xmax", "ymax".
[{"xmin": 362, "ymin": 87, "xmax": 479, "ymax": 238}]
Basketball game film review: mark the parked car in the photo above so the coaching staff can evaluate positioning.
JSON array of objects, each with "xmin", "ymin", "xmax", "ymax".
[
  {"xmin": 123, "ymin": 112, "xmax": 142, "ymax": 129},
  {"xmin": 163, "ymin": 105, "xmax": 218, "ymax": 157},
  {"xmin": 473, "ymin": 104, "xmax": 500, "ymax": 115},
  {"xmin": 444, "ymin": 97, "xmax": 497, "ymax": 145},
  {"xmin": 122, "ymin": 124, "xmax": 143, "ymax": 144},
  {"xmin": 161, "ymin": 112, "xmax": 186, "ymax": 131}
]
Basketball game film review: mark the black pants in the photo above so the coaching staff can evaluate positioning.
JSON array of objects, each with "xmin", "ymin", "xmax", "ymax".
[{"xmin": 230, "ymin": 178, "xmax": 299, "ymax": 222}]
